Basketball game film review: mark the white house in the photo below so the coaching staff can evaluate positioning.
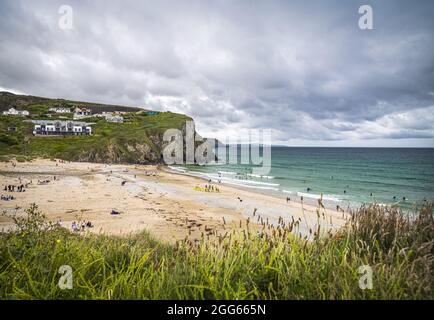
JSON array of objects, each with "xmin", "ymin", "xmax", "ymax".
[
  {"xmin": 49, "ymin": 107, "xmax": 71, "ymax": 113},
  {"xmin": 106, "ymin": 115, "xmax": 124, "ymax": 123},
  {"xmin": 73, "ymin": 107, "xmax": 92, "ymax": 119},
  {"xmin": 2, "ymin": 108, "xmax": 29, "ymax": 116},
  {"xmin": 32, "ymin": 120, "xmax": 92, "ymax": 136},
  {"xmin": 94, "ymin": 111, "xmax": 113, "ymax": 118}
]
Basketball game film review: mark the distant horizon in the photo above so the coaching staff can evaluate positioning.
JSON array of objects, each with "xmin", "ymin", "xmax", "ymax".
[
  {"xmin": 2, "ymin": 88, "xmax": 434, "ymax": 148},
  {"xmin": 223, "ymin": 144, "xmax": 434, "ymax": 149}
]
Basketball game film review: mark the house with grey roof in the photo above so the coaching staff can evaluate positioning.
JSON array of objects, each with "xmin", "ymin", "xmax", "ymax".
[{"xmin": 31, "ymin": 120, "xmax": 93, "ymax": 136}]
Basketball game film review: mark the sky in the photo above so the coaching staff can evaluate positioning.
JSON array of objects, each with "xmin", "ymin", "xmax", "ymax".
[{"xmin": 0, "ymin": 0, "xmax": 433, "ymax": 147}]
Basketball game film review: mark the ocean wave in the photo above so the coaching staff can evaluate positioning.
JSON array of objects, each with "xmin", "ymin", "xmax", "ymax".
[
  {"xmin": 218, "ymin": 180, "xmax": 280, "ymax": 191},
  {"xmin": 247, "ymin": 174, "xmax": 275, "ymax": 179},
  {"xmin": 217, "ymin": 171, "xmax": 237, "ymax": 175},
  {"xmin": 296, "ymin": 192, "xmax": 341, "ymax": 202},
  {"xmin": 168, "ymin": 166, "xmax": 186, "ymax": 173},
  {"xmin": 205, "ymin": 174, "xmax": 280, "ymax": 187}
]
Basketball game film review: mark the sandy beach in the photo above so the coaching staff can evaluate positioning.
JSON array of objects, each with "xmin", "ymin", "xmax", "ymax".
[{"xmin": 0, "ymin": 159, "xmax": 347, "ymax": 243}]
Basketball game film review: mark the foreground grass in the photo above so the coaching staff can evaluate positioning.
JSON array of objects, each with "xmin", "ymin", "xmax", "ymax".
[{"xmin": 0, "ymin": 204, "xmax": 432, "ymax": 300}]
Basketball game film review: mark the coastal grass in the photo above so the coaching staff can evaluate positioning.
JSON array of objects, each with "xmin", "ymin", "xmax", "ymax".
[{"xmin": 0, "ymin": 204, "xmax": 432, "ymax": 300}]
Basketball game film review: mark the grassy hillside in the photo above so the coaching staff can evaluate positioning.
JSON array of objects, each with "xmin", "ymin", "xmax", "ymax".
[
  {"xmin": 0, "ymin": 203, "xmax": 432, "ymax": 299},
  {"xmin": 0, "ymin": 92, "xmax": 194, "ymax": 164},
  {"xmin": 0, "ymin": 91, "xmax": 143, "ymax": 113}
]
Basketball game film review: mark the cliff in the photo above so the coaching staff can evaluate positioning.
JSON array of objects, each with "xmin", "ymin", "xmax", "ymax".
[{"xmin": 0, "ymin": 92, "xmax": 206, "ymax": 164}]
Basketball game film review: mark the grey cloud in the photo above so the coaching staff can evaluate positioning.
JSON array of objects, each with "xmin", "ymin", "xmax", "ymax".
[{"xmin": 0, "ymin": 0, "xmax": 433, "ymax": 146}]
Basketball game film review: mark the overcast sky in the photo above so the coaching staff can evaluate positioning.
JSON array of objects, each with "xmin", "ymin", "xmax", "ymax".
[{"xmin": 1, "ymin": 0, "xmax": 433, "ymax": 146}]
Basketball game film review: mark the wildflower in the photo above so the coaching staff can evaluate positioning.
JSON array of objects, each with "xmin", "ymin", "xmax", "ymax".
[{"xmin": 56, "ymin": 239, "xmax": 61, "ymax": 244}]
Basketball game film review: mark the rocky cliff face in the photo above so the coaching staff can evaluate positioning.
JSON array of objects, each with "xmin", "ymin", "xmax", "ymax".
[
  {"xmin": 1, "ymin": 92, "xmax": 218, "ymax": 165},
  {"xmin": 77, "ymin": 140, "xmax": 159, "ymax": 164},
  {"xmin": 75, "ymin": 125, "xmax": 208, "ymax": 165}
]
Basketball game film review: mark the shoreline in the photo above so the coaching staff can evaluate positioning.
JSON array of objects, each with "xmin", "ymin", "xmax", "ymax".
[
  {"xmin": 163, "ymin": 165, "xmax": 354, "ymax": 212},
  {"xmin": 0, "ymin": 158, "xmax": 347, "ymax": 243}
]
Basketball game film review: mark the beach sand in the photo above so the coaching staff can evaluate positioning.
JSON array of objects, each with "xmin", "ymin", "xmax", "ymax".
[{"xmin": 0, "ymin": 159, "xmax": 348, "ymax": 243}]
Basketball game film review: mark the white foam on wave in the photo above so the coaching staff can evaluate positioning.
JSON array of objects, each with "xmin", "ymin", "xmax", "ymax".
[
  {"xmin": 205, "ymin": 174, "xmax": 280, "ymax": 187},
  {"xmin": 247, "ymin": 174, "xmax": 275, "ymax": 179},
  {"xmin": 168, "ymin": 166, "xmax": 187, "ymax": 173},
  {"xmin": 297, "ymin": 192, "xmax": 341, "ymax": 202},
  {"xmin": 220, "ymin": 180, "xmax": 280, "ymax": 191},
  {"xmin": 176, "ymin": 169, "xmax": 280, "ymax": 191},
  {"xmin": 218, "ymin": 171, "xmax": 237, "ymax": 175}
]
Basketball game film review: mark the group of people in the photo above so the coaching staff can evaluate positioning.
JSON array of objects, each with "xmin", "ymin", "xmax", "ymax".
[
  {"xmin": 204, "ymin": 184, "xmax": 220, "ymax": 192},
  {"xmin": 71, "ymin": 221, "xmax": 94, "ymax": 232},
  {"xmin": 37, "ymin": 179, "xmax": 51, "ymax": 185},
  {"xmin": 3, "ymin": 184, "xmax": 27, "ymax": 192},
  {"xmin": 1, "ymin": 179, "xmax": 31, "ymax": 201},
  {"xmin": 194, "ymin": 184, "xmax": 221, "ymax": 193},
  {"xmin": 0, "ymin": 194, "xmax": 15, "ymax": 201}
]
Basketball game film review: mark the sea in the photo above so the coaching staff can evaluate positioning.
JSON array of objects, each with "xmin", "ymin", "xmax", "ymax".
[{"xmin": 169, "ymin": 147, "xmax": 434, "ymax": 211}]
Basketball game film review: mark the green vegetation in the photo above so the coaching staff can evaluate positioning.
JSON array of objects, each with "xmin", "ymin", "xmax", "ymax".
[
  {"xmin": 0, "ymin": 204, "xmax": 432, "ymax": 299},
  {"xmin": 0, "ymin": 103, "xmax": 193, "ymax": 164}
]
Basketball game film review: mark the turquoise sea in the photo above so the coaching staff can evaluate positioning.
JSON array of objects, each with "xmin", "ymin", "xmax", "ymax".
[{"xmin": 171, "ymin": 147, "xmax": 434, "ymax": 210}]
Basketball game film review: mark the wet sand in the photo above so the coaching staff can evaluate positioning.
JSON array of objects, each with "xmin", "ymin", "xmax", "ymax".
[{"xmin": 0, "ymin": 159, "xmax": 347, "ymax": 243}]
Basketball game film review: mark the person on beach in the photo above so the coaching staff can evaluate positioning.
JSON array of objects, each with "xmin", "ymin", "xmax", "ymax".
[{"xmin": 71, "ymin": 221, "xmax": 78, "ymax": 232}]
